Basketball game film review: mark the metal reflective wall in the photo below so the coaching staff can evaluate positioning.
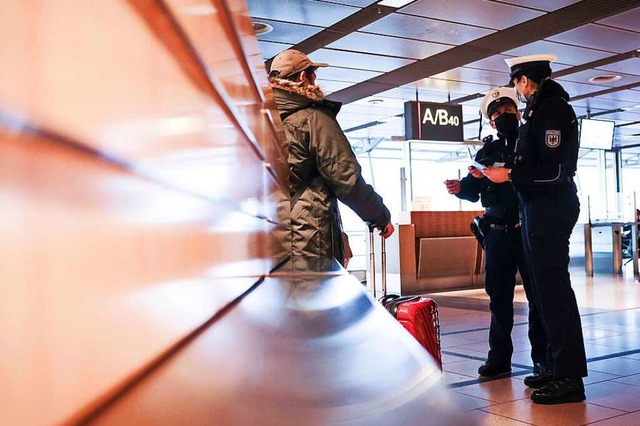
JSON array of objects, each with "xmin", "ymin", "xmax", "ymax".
[{"xmin": 0, "ymin": 0, "xmax": 285, "ymax": 424}]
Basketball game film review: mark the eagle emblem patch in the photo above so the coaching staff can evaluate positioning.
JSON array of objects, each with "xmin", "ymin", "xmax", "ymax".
[{"xmin": 545, "ymin": 130, "xmax": 561, "ymax": 148}]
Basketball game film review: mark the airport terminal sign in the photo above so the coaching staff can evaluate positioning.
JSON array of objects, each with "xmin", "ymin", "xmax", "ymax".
[{"xmin": 404, "ymin": 101, "xmax": 464, "ymax": 142}]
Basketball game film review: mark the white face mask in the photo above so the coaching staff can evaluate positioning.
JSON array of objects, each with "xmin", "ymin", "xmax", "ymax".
[{"xmin": 514, "ymin": 79, "xmax": 528, "ymax": 103}]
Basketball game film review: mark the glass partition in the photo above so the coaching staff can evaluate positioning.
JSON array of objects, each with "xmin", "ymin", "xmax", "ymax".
[{"xmin": 341, "ymin": 139, "xmax": 640, "ymax": 272}]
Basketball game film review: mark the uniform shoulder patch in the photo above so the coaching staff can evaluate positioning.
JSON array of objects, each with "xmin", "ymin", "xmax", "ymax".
[{"xmin": 545, "ymin": 130, "xmax": 561, "ymax": 148}]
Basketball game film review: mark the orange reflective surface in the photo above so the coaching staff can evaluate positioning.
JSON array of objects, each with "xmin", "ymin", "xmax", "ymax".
[{"xmin": 0, "ymin": 0, "xmax": 286, "ymax": 424}]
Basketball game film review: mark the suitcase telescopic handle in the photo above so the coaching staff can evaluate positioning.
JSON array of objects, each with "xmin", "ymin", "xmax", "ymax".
[
  {"xmin": 381, "ymin": 235, "xmax": 387, "ymax": 298},
  {"xmin": 369, "ymin": 228, "xmax": 376, "ymax": 299},
  {"xmin": 368, "ymin": 225, "xmax": 387, "ymax": 299}
]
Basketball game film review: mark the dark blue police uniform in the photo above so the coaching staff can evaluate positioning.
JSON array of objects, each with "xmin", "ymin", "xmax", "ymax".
[
  {"xmin": 510, "ymin": 78, "xmax": 587, "ymax": 380},
  {"xmin": 457, "ymin": 136, "xmax": 548, "ymax": 370}
]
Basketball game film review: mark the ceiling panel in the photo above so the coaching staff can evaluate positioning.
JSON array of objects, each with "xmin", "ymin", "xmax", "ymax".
[
  {"xmin": 603, "ymin": 111, "xmax": 640, "ymax": 121},
  {"xmin": 339, "ymin": 103, "xmax": 403, "ymax": 117},
  {"xmin": 316, "ymin": 66, "xmax": 383, "ymax": 83},
  {"xmin": 465, "ymin": 54, "xmax": 571, "ymax": 74},
  {"xmin": 350, "ymin": 95, "xmax": 408, "ymax": 108},
  {"xmin": 618, "ymin": 136, "xmax": 640, "ymax": 145},
  {"xmin": 316, "ymin": 79, "xmax": 354, "ymax": 94},
  {"xmin": 341, "ymin": 120, "xmax": 405, "ymax": 137},
  {"xmin": 327, "ymin": 32, "xmax": 452, "ymax": 60},
  {"xmin": 255, "ymin": 19, "xmax": 323, "ymax": 45},
  {"xmin": 617, "ymin": 127, "xmax": 640, "ymax": 137},
  {"xmin": 318, "ymin": 0, "xmax": 379, "ymax": 6},
  {"xmin": 312, "ymin": 48, "xmax": 415, "ymax": 72},
  {"xmin": 553, "ymin": 80, "xmax": 611, "ymax": 97},
  {"xmin": 569, "ymin": 106, "xmax": 640, "ymax": 123},
  {"xmin": 401, "ymin": 0, "xmax": 544, "ymax": 30},
  {"xmin": 258, "ymin": 41, "xmax": 293, "ymax": 59},
  {"xmin": 547, "ymin": 24, "xmax": 640, "ymax": 54},
  {"xmin": 559, "ymin": 70, "xmax": 640, "ymax": 88},
  {"xmin": 337, "ymin": 111, "xmax": 399, "ymax": 123},
  {"xmin": 597, "ymin": 58, "xmax": 640, "ymax": 77},
  {"xmin": 360, "ymin": 13, "xmax": 495, "ymax": 45},
  {"xmin": 503, "ymin": 40, "xmax": 612, "ymax": 65},
  {"xmin": 597, "ymin": 7, "xmax": 640, "ymax": 33},
  {"xmin": 246, "ymin": 0, "xmax": 359, "ymax": 27},
  {"xmin": 465, "ymin": 54, "xmax": 521, "ymax": 73},
  {"xmin": 432, "ymin": 67, "xmax": 511, "ymax": 87},
  {"xmin": 377, "ymin": 86, "xmax": 465, "ymax": 103},
  {"xmin": 462, "ymin": 105, "xmax": 485, "ymax": 115},
  {"xmin": 498, "ymin": 0, "xmax": 581, "ymax": 12},
  {"xmin": 411, "ymin": 78, "xmax": 492, "ymax": 95},
  {"xmin": 570, "ymin": 97, "xmax": 639, "ymax": 111},
  {"xmin": 599, "ymin": 90, "xmax": 640, "ymax": 104}
]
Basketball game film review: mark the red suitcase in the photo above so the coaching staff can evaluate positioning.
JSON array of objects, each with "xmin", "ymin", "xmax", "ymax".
[{"xmin": 369, "ymin": 229, "xmax": 442, "ymax": 369}]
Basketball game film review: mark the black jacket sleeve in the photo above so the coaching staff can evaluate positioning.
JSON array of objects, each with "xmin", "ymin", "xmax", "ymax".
[{"xmin": 456, "ymin": 173, "xmax": 482, "ymax": 203}]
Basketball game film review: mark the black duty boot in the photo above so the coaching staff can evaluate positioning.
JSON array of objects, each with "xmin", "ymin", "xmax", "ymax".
[
  {"xmin": 530, "ymin": 378, "xmax": 585, "ymax": 405},
  {"xmin": 524, "ymin": 363, "xmax": 553, "ymax": 388},
  {"xmin": 478, "ymin": 361, "xmax": 511, "ymax": 377}
]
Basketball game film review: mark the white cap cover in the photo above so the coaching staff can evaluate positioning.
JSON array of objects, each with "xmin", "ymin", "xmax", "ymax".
[
  {"xmin": 505, "ymin": 54, "xmax": 557, "ymax": 81},
  {"xmin": 480, "ymin": 87, "xmax": 519, "ymax": 119}
]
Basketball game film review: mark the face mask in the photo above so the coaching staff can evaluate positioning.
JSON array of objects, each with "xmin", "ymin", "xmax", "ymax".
[
  {"xmin": 514, "ymin": 79, "xmax": 528, "ymax": 103},
  {"xmin": 493, "ymin": 112, "xmax": 519, "ymax": 140}
]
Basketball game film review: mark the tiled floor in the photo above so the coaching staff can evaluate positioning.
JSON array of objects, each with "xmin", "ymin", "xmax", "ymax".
[{"xmin": 431, "ymin": 265, "xmax": 640, "ymax": 425}]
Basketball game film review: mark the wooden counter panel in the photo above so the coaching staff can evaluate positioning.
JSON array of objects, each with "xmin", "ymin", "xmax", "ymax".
[{"xmin": 410, "ymin": 211, "xmax": 483, "ymax": 238}]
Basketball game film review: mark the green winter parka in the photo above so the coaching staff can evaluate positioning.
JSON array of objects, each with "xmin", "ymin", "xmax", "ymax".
[{"xmin": 272, "ymin": 80, "xmax": 391, "ymax": 264}]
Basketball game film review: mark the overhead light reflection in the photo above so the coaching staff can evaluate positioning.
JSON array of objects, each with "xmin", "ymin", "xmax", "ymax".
[
  {"xmin": 378, "ymin": 0, "xmax": 415, "ymax": 8},
  {"xmin": 621, "ymin": 104, "xmax": 640, "ymax": 111},
  {"xmin": 182, "ymin": 5, "xmax": 217, "ymax": 16}
]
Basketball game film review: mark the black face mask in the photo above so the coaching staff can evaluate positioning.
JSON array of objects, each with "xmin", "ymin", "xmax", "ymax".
[{"xmin": 493, "ymin": 113, "xmax": 519, "ymax": 140}]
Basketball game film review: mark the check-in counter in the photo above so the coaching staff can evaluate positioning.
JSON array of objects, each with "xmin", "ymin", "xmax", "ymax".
[{"xmin": 399, "ymin": 211, "xmax": 485, "ymax": 294}]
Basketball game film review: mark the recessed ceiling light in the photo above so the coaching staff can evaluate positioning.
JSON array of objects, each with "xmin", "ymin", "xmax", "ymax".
[
  {"xmin": 588, "ymin": 74, "xmax": 622, "ymax": 83},
  {"xmin": 253, "ymin": 22, "xmax": 274, "ymax": 35},
  {"xmin": 378, "ymin": 0, "xmax": 415, "ymax": 7}
]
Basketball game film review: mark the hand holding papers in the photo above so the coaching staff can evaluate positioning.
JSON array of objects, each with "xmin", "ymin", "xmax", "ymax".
[{"xmin": 467, "ymin": 146, "xmax": 504, "ymax": 175}]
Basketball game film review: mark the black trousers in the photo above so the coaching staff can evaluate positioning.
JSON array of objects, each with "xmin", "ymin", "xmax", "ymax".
[
  {"xmin": 519, "ymin": 182, "xmax": 588, "ymax": 378},
  {"xmin": 483, "ymin": 224, "xmax": 548, "ymax": 366}
]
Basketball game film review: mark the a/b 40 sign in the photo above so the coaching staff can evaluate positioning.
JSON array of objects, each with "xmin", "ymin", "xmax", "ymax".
[{"xmin": 404, "ymin": 101, "xmax": 464, "ymax": 142}]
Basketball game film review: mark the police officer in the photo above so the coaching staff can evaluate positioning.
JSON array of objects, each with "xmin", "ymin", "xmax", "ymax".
[
  {"xmin": 445, "ymin": 88, "xmax": 548, "ymax": 378},
  {"xmin": 484, "ymin": 55, "xmax": 587, "ymax": 404}
]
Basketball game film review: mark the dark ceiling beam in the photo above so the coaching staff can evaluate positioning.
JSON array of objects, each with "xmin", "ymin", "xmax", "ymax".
[
  {"xmin": 617, "ymin": 120, "xmax": 640, "ymax": 128},
  {"xmin": 447, "ymin": 93, "xmax": 484, "ymax": 104},
  {"xmin": 265, "ymin": 2, "xmax": 404, "ymax": 69},
  {"xmin": 291, "ymin": 4, "xmax": 397, "ymax": 55},
  {"xmin": 329, "ymin": 0, "xmax": 640, "ymax": 104}
]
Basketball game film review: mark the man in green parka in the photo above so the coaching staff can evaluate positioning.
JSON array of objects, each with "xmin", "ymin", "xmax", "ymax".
[{"xmin": 269, "ymin": 49, "xmax": 394, "ymax": 266}]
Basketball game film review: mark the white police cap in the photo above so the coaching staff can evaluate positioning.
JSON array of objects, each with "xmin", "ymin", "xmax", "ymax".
[
  {"xmin": 480, "ymin": 87, "xmax": 519, "ymax": 119},
  {"xmin": 505, "ymin": 54, "xmax": 557, "ymax": 82}
]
